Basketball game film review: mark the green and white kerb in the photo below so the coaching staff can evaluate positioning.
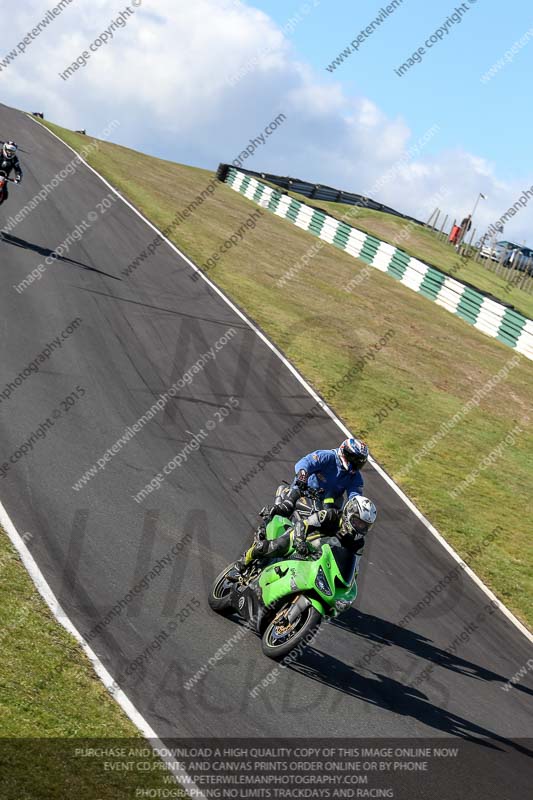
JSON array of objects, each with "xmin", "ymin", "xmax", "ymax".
[{"xmin": 224, "ymin": 168, "xmax": 533, "ymax": 362}]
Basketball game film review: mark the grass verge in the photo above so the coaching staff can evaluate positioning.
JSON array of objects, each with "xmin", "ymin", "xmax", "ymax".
[
  {"xmin": 0, "ymin": 527, "xmax": 187, "ymax": 799},
  {"xmin": 39, "ymin": 120, "xmax": 533, "ymax": 629}
]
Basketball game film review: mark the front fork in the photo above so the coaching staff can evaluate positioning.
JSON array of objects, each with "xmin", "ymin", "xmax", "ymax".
[{"xmin": 286, "ymin": 594, "xmax": 313, "ymax": 624}]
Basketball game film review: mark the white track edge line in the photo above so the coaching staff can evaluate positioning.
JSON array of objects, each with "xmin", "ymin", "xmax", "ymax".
[
  {"xmin": 0, "ymin": 499, "xmax": 207, "ymax": 799},
  {"xmin": 27, "ymin": 117, "xmax": 533, "ymax": 643}
]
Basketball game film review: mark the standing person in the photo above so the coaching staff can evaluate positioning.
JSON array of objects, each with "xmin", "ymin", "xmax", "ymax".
[{"xmin": 456, "ymin": 215, "xmax": 472, "ymax": 249}]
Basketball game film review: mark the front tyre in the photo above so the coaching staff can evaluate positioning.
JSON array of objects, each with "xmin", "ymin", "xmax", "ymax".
[
  {"xmin": 208, "ymin": 563, "xmax": 238, "ymax": 615},
  {"xmin": 261, "ymin": 602, "xmax": 321, "ymax": 661}
]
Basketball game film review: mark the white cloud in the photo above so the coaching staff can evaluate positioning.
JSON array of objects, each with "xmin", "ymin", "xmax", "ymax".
[{"xmin": 1, "ymin": 0, "xmax": 532, "ymax": 244}]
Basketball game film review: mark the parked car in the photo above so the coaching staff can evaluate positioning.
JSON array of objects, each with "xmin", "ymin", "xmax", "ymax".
[
  {"xmin": 479, "ymin": 240, "xmax": 533, "ymax": 275},
  {"xmin": 506, "ymin": 246, "xmax": 533, "ymax": 275},
  {"xmin": 479, "ymin": 241, "xmax": 500, "ymax": 259},
  {"xmin": 479, "ymin": 240, "xmax": 519, "ymax": 261}
]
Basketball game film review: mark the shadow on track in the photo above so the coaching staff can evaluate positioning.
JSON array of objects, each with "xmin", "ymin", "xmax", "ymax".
[
  {"xmin": 289, "ymin": 646, "xmax": 533, "ymax": 757},
  {"xmin": 77, "ymin": 286, "xmax": 247, "ymax": 324},
  {"xmin": 330, "ymin": 608, "xmax": 533, "ymax": 699},
  {"xmin": 0, "ymin": 232, "xmax": 121, "ymax": 280}
]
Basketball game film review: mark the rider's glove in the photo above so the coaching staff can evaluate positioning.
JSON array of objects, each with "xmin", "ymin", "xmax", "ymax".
[
  {"xmin": 295, "ymin": 469, "xmax": 308, "ymax": 492},
  {"xmin": 295, "ymin": 540, "xmax": 308, "ymax": 556},
  {"xmin": 293, "ymin": 520, "xmax": 308, "ymax": 556}
]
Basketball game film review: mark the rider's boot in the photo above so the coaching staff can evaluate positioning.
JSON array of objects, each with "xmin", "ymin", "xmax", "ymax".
[{"xmin": 233, "ymin": 538, "xmax": 269, "ymax": 576}]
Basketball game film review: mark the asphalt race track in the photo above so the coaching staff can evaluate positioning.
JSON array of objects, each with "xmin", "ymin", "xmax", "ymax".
[{"xmin": 0, "ymin": 103, "xmax": 531, "ymax": 793}]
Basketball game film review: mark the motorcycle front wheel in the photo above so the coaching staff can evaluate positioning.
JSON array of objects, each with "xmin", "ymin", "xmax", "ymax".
[{"xmin": 261, "ymin": 600, "xmax": 321, "ymax": 661}]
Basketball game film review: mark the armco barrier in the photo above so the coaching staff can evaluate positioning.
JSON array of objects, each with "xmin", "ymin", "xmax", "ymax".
[
  {"xmin": 221, "ymin": 164, "xmax": 426, "ymax": 226},
  {"xmin": 222, "ymin": 167, "xmax": 533, "ymax": 362}
]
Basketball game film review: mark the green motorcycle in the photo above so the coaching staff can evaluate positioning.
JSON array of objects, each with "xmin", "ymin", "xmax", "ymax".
[{"xmin": 208, "ymin": 489, "xmax": 360, "ymax": 660}]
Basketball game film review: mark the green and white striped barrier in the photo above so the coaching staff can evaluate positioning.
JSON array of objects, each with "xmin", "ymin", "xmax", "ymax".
[{"xmin": 224, "ymin": 167, "xmax": 533, "ymax": 362}]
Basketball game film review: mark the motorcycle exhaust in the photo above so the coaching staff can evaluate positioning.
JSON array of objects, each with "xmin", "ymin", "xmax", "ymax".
[{"xmin": 287, "ymin": 594, "xmax": 311, "ymax": 624}]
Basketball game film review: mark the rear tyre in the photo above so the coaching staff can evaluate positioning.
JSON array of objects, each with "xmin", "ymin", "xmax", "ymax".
[
  {"xmin": 261, "ymin": 601, "xmax": 321, "ymax": 661},
  {"xmin": 208, "ymin": 564, "xmax": 238, "ymax": 614}
]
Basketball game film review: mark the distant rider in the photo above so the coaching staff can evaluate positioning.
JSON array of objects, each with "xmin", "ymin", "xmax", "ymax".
[{"xmin": 0, "ymin": 141, "xmax": 23, "ymax": 205}]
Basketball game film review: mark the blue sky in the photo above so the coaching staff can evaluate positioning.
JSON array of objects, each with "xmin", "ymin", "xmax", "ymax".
[
  {"xmin": 3, "ymin": 0, "xmax": 532, "ymax": 242},
  {"xmin": 252, "ymin": 0, "xmax": 533, "ymax": 181}
]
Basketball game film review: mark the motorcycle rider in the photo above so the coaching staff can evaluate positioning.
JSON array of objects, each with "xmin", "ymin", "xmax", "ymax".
[
  {"xmin": 237, "ymin": 494, "xmax": 377, "ymax": 571},
  {"xmin": 270, "ymin": 437, "xmax": 369, "ymax": 523},
  {"xmin": 235, "ymin": 438, "xmax": 372, "ymax": 572},
  {"xmin": 0, "ymin": 141, "xmax": 23, "ymax": 205}
]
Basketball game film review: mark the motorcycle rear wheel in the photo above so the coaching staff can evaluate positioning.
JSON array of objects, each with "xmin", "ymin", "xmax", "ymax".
[{"xmin": 208, "ymin": 563, "xmax": 238, "ymax": 614}]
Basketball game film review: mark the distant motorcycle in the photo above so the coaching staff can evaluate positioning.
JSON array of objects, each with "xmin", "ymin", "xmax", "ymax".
[
  {"xmin": 208, "ymin": 486, "xmax": 359, "ymax": 660},
  {"xmin": 0, "ymin": 172, "xmax": 18, "ymax": 206}
]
